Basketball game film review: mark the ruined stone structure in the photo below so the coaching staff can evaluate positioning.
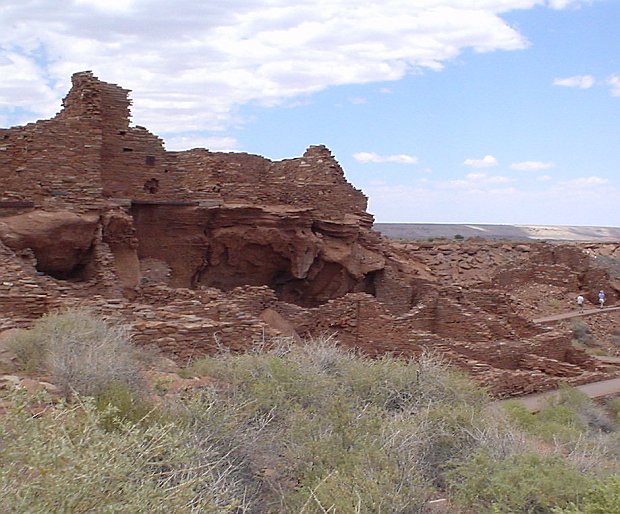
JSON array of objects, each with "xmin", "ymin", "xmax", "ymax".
[{"xmin": 1, "ymin": 72, "xmax": 619, "ymax": 397}]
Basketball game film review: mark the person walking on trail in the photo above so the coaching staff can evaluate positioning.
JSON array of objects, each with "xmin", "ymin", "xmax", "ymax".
[
  {"xmin": 576, "ymin": 294, "xmax": 585, "ymax": 312},
  {"xmin": 598, "ymin": 290, "xmax": 606, "ymax": 309}
]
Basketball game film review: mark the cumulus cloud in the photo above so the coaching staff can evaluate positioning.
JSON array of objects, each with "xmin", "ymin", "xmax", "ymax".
[
  {"xmin": 607, "ymin": 75, "xmax": 620, "ymax": 96},
  {"xmin": 552, "ymin": 75, "xmax": 595, "ymax": 89},
  {"xmin": 0, "ymin": 0, "xmax": 586, "ymax": 135},
  {"xmin": 558, "ymin": 176, "xmax": 609, "ymax": 188},
  {"xmin": 463, "ymin": 155, "xmax": 498, "ymax": 168},
  {"xmin": 440, "ymin": 172, "xmax": 511, "ymax": 190},
  {"xmin": 365, "ymin": 178, "xmax": 618, "ymax": 225},
  {"xmin": 164, "ymin": 135, "xmax": 240, "ymax": 152},
  {"xmin": 353, "ymin": 152, "xmax": 418, "ymax": 164},
  {"xmin": 348, "ymin": 96, "xmax": 367, "ymax": 105},
  {"xmin": 546, "ymin": 0, "xmax": 584, "ymax": 9},
  {"xmin": 510, "ymin": 160, "xmax": 555, "ymax": 171}
]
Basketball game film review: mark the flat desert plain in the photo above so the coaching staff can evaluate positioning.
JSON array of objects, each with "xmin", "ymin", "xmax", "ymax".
[{"xmin": 374, "ymin": 223, "xmax": 620, "ymax": 242}]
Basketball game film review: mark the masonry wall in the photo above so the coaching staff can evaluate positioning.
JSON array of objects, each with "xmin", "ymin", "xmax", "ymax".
[
  {"xmin": 0, "ymin": 117, "xmax": 103, "ymax": 211},
  {"xmin": 175, "ymin": 145, "xmax": 368, "ymax": 219},
  {"xmin": 1, "ymin": 72, "xmax": 369, "ymax": 223}
]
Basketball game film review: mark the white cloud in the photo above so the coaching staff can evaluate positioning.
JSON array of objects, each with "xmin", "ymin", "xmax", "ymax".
[
  {"xmin": 440, "ymin": 171, "xmax": 511, "ymax": 190},
  {"xmin": 353, "ymin": 152, "xmax": 418, "ymax": 164},
  {"xmin": 349, "ymin": 96, "xmax": 367, "ymax": 105},
  {"xmin": 546, "ymin": 0, "xmax": 583, "ymax": 9},
  {"xmin": 365, "ymin": 179, "xmax": 618, "ymax": 225},
  {"xmin": 463, "ymin": 155, "xmax": 498, "ymax": 168},
  {"xmin": 558, "ymin": 176, "xmax": 609, "ymax": 188},
  {"xmin": 537, "ymin": 175, "xmax": 552, "ymax": 181},
  {"xmin": 510, "ymin": 160, "xmax": 555, "ymax": 171},
  {"xmin": 0, "ymin": 0, "xmax": 583, "ymax": 135},
  {"xmin": 607, "ymin": 75, "xmax": 620, "ymax": 96},
  {"xmin": 552, "ymin": 75, "xmax": 595, "ymax": 89},
  {"xmin": 163, "ymin": 135, "xmax": 240, "ymax": 152},
  {"xmin": 73, "ymin": 0, "xmax": 138, "ymax": 13}
]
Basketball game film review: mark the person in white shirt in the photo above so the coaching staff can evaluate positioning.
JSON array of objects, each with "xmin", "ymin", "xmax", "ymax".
[{"xmin": 576, "ymin": 294, "xmax": 584, "ymax": 312}]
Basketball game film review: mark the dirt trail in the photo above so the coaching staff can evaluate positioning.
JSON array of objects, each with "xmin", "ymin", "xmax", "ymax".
[
  {"xmin": 533, "ymin": 306, "xmax": 620, "ymax": 324},
  {"xmin": 500, "ymin": 375, "xmax": 620, "ymax": 412}
]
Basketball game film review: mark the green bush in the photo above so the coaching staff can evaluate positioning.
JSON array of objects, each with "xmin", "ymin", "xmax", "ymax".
[
  {"xmin": 0, "ymin": 391, "xmax": 252, "ymax": 513},
  {"xmin": 447, "ymin": 450, "xmax": 593, "ymax": 513},
  {"xmin": 554, "ymin": 475, "xmax": 620, "ymax": 514},
  {"xmin": 606, "ymin": 397, "xmax": 620, "ymax": 422},
  {"xmin": 570, "ymin": 319, "xmax": 594, "ymax": 346},
  {"xmin": 8, "ymin": 309, "xmax": 143, "ymax": 398},
  {"xmin": 8, "ymin": 325, "xmax": 48, "ymax": 373},
  {"xmin": 94, "ymin": 380, "xmax": 163, "ymax": 431},
  {"xmin": 3, "ymin": 333, "xmax": 612, "ymax": 512}
]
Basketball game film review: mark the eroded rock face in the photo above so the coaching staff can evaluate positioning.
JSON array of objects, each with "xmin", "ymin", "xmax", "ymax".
[
  {"xmin": 128, "ymin": 203, "xmax": 385, "ymax": 306},
  {"xmin": 0, "ymin": 71, "xmax": 619, "ymax": 399},
  {"xmin": 0, "ymin": 211, "xmax": 100, "ymax": 280}
]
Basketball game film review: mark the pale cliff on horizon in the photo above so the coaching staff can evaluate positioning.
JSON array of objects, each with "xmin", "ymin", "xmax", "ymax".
[{"xmin": 374, "ymin": 223, "xmax": 620, "ymax": 242}]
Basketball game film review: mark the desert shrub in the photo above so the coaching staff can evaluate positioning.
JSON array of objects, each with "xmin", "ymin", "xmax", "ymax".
[
  {"xmin": 548, "ymin": 298, "xmax": 563, "ymax": 309},
  {"xmin": 447, "ymin": 450, "xmax": 593, "ymax": 513},
  {"xmin": 336, "ymin": 350, "xmax": 489, "ymax": 413},
  {"xmin": 176, "ymin": 390, "xmax": 266, "ymax": 511},
  {"xmin": 503, "ymin": 388, "xmax": 619, "ymax": 475},
  {"xmin": 570, "ymin": 319, "xmax": 594, "ymax": 346},
  {"xmin": 554, "ymin": 386, "xmax": 617, "ymax": 434},
  {"xmin": 8, "ymin": 309, "xmax": 143, "ymax": 398},
  {"xmin": 0, "ymin": 390, "xmax": 253, "ymax": 513},
  {"xmin": 276, "ymin": 389, "xmax": 436, "ymax": 512},
  {"xmin": 8, "ymin": 326, "xmax": 48, "ymax": 373},
  {"xmin": 192, "ymin": 339, "xmax": 530, "ymax": 511},
  {"xmin": 180, "ymin": 341, "xmax": 489, "ymax": 510},
  {"xmin": 503, "ymin": 400, "xmax": 586, "ymax": 444},
  {"xmin": 5, "ymin": 333, "xmax": 609, "ymax": 512},
  {"xmin": 94, "ymin": 380, "xmax": 163, "ymax": 431},
  {"xmin": 554, "ymin": 475, "xmax": 620, "ymax": 514},
  {"xmin": 606, "ymin": 397, "xmax": 620, "ymax": 422}
]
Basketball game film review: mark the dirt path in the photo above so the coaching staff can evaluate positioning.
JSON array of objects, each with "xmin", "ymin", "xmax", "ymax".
[
  {"xmin": 595, "ymin": 355, "xmax": 620, "ymax": 364},
  {"xmin": 500, "ymin": 376, "xmax": 620, "ymax": 412},
  {"xmin": 533, "ymin": 306, "xmax": 620, "ymax": 324}
]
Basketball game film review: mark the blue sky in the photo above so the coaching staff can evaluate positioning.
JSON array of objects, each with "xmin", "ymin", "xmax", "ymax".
[{"xmin": 1, "ymin": 0, "xmax": 618, "ymax": 225}]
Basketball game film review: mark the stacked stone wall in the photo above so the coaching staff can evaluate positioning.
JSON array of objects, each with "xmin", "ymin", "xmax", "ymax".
[
  {"xmin": 0, "ymin": 118, "xmax": 103, "ymax": 210},
  {"xmin": 175, "ymin": 146, "xmax": 367, "ymax": 219}
]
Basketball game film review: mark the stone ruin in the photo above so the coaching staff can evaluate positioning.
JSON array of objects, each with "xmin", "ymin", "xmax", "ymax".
[{"xmin": 1, "ymin": 71, "xmax": 619, "ymax": 397}]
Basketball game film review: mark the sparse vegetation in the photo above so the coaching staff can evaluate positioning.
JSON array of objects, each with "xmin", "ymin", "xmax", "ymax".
[
  {"xmin": 0, "ymin": 391, "xmax": 251, "ymax": 513},
  {"xmin": 8, "ymin": 308, "xmax": 143, "ymax": 398},
  {"xmin": 570, "ymin": 319, "xmax": 594, "ymax": 347},
  {"xmin": 592, "ymin": 254, "xmax": 620, "ymax": 280},
  {"xmin": 2, "ymin": 312, "xmax": 620, "ymax": 513},
  {"xmin": 547, "ymin": 298, "xmax": 564, "ymax": 310},
  {"xmin": 448, "ymin": 450, "xmax": 592, "ymax": 513}
]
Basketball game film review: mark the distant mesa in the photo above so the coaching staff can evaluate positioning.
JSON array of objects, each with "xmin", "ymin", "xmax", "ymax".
[{"xmin": 375, "ymin": 223, "xmax": 620, "ymax": 242}]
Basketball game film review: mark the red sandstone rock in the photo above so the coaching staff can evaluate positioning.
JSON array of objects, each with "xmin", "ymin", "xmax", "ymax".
[{"xmin": 0, "ymin": 211, "xmax": 99, "ymax": 279}]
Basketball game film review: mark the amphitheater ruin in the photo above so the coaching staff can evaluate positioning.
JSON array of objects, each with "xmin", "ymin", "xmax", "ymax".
[{"xmin": 1, "ymin": 71, "xmax": 619, "ymax": 397}]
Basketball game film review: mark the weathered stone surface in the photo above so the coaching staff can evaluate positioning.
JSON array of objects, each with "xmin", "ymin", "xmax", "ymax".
[{"xmin": 0, "ymin": 211, "xmax": 99, "ymax": 279}]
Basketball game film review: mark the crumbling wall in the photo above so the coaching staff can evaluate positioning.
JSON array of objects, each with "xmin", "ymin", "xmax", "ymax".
[
  {"xmin": 0, "ymin": 116, "xmax": 103, "ymax": 211},
  {"xmin": 175, "ymin": 145, "xmax": 368, "ymax": 219}
]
